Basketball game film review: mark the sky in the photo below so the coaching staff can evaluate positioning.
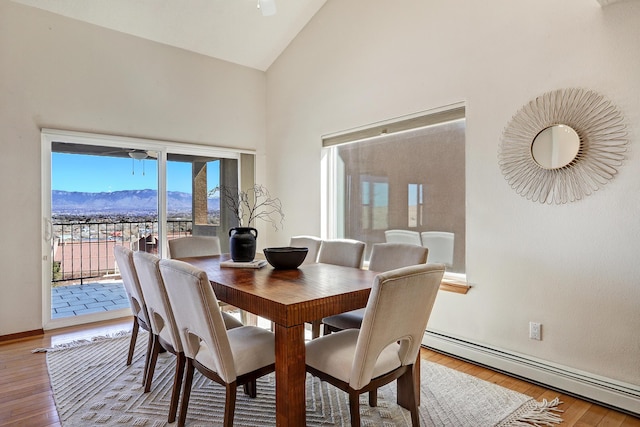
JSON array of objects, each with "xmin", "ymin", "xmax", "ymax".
[{"xmin": 52, "ymin": 153, "xmax": 220, "ymax": 194}]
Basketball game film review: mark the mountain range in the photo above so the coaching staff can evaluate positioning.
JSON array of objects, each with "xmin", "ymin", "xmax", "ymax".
[{"xmin": 52, "ymin": 189, "xmax": 219, "ymax": 215}]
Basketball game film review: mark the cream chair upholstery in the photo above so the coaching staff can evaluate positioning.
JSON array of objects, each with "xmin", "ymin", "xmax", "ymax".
[
  {"xmin": 317, "ymin": 238, "xmax": 365, "ymax": 268},
  {"xmin": 134, "ymin": 252, "xmax": 244, "ymax": 422},
  {"xmin": 420, "ymin": 231, "xmax": 454, "ymax": 267},
  {"xmin": 168, "ymin": 235, "xmax": 221, "ymax": 259},
  {"xmin": 132, "ymin": 251, "xmax": 185, "ymax": 423},
  {"xmin": 113, "ymin": 245, "xmax": 152, "ymax": 384},
  {"xmin": 384, "ymin": 229, "xmax": 422, "ymax": 246},
  {"xmin": 158, "ymin": 259, "xmax": 275, "ymax": 427},
  {"xmin": 310, "ymin": 238, "xmax": 366, "ymax": 338},
  {"xmin": 306, "ymin": 264, "xmax": 445, "ymax": 427},
  {"xmin": 168, "ymin": 235, "xmax": 249, "ymax": 322},
  {"xmin": 321, "ymin": 243, "xmax": 429, "ymax": 334},
  {"xmin": 289, "ymin": 235, "xmax": 322, "ymax": 264}
]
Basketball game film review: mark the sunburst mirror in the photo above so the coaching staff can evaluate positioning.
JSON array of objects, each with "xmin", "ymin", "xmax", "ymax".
[{"xmin": 499, "ymin": 88, "xmax": 628, "ymax": 204}]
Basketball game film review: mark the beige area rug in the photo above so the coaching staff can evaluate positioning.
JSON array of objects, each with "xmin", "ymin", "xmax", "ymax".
[{"xmin": 41, "ymin": 331, "xmax": 562, "ymax": 426}]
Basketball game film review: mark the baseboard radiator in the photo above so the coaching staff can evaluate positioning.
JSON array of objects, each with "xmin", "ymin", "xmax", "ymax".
[{"xmin": 422, "ymin": 330, "xmax": 640, "ymax": 416}]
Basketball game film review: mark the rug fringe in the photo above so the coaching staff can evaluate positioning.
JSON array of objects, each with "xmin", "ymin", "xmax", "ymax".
[
  {"xmin": 31, "ymin": 330, "xmax": 132, "ymax": 353},
  {"xmin": 497, "ymin": 397, "xmax": 563, "ymax": 426}
]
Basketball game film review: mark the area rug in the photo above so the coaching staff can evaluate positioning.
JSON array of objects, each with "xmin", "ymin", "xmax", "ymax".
[{"xmin": 42, "ymin": 331, "xmax": 562, "ymax": 426}]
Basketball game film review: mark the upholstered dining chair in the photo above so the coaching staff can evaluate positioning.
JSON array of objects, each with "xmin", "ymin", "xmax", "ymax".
[
  {"xmin": 168, "ymin": 235, "xmax": 249, "ymax": 322},
  {"xmin": 306, "ymin": 263, "xmax": 445, "ymax": 427},
  {"xmin": 420, "ymin": 231, "xmax": 454, "ymax": 267},
  {"xmin": 158, "ymin": 258, "xmax": 276, "ymax": 427},
  {"xmin": 310, "ymin": 238, "xmax": 366, "ymax": 338},
  {"xmin": 133, "ymin": 252, "xmax": 244, "ymax": 423},
  {"xmin": 289, "ymin": 235, "xmax": 322, "ymax": 264},
  {"xmin": 317, "ymin": 238, "xmax": 366, "ymax": 269},
  {"xmin": 132, "ymin": 251, "xmax": 185, "ymax": 423},
  {"xmin": 168, "ymin": 235, "xmax": 222, "ymax": 259},
  {"xmin": 113, "ymin": 245, "xmax": 153, "ymax": 384},
  {"xmin": 321, "ymin": 242, "xmax": 429, "ymax": 335},
  {"xmin": 384, "ymin": 229, "xmax": 422, "ymax": 246}
]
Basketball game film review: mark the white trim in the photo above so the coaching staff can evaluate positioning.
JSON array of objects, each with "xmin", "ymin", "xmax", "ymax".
[
  {"xmin": 422, "ymin": 330, "xmax": 640, "ymax": 415},
  {"xmin": 41, "ymin": 133, "xmax": 53, "ymax": 329},
  {"xmin": 44, "ymin": 309, "xmax": 132, "ymax": 331},
  {"xmin": 41, "ymin": 128, "xmax": 254, "ymax": 158},
  {"xmin": 321, "ymin": 101, "xmax": 466, "ymax": 142}
]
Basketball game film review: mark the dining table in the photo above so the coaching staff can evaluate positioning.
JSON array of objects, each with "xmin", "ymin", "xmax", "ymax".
[{"xmin": 179, "ymin": 253, "xmax": 417, "ymax": 427}]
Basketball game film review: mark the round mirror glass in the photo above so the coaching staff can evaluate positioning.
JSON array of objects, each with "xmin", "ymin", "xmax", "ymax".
[{"xmin": 531, "ymin": 125, "xmax": 580, "ymax": 169}]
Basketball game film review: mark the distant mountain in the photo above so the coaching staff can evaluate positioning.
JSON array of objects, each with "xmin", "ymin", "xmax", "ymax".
[{"xmin": 52, "ymin": 189, "xmax": 219, "ymax": 215}]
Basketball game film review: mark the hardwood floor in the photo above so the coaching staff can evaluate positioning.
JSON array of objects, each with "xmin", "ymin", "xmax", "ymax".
[{"xmin": 1, "ymin": 318, "xmax": 638, "ymax": 427}]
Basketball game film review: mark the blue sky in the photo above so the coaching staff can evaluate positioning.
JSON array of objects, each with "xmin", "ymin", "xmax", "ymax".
[{"xmin": 52, "ymin": 153, "xmax": 219, "ymax": 194}]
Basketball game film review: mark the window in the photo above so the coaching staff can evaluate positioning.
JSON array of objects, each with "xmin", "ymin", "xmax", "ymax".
[
  {"xmin": 322, "ymin": 106, "xmax": 466, "ymax": 274},
  {"xmin": 408, "ymin": 183, "xmax": 424, "ymax": 227}
]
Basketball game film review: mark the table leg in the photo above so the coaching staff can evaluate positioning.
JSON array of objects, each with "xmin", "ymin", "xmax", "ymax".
[{"xmin": 274, "ymin": 323, "xmax": 306, "ymax": 427}]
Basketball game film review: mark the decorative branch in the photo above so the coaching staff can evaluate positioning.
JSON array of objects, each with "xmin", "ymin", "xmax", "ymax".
[{"xmin": 209, "ymin": 184, "xmax": 284, "ymax": 230}]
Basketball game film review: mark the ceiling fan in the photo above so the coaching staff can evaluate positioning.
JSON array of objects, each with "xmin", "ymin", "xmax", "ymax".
[
  {"xmin": 98, "ymin": 148, "xmax": 158, "ymax": 175},
  {"xmin": 99, "ymin": 147, "xmax": 158, "ymax": 160}
]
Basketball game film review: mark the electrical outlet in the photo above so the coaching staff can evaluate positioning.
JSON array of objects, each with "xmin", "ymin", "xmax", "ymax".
[{"xmin": 529, "ymin": 321, "xmax": 542, "ymax": 340}]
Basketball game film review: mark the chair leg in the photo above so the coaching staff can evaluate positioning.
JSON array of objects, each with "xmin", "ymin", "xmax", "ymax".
[
  {"xmin": 168, "ymin": 352, "xmax": 186, "ymax": 423},
  {"xmin": 141, "ymin": 328, "xmax": 154, "ymax": 387},
  {"xmin": 397, "ymin": 365, "xmax": 420, "ymax": 426},
  {"xmin": 178, "ymin": 359, "xmax": 195, "ymax": 427},
  {"xmin": 323, "ymin": 323, "xmax": 331, "ymax": 336},
  {"xmin": 144, "ymin": 334, "xmax": 161, "ymax": 392},
  {"xmin": 243, "ymin": 380, "xmax": 257, "ymax": 398},
  {"xmin": 126, "ymin": 317, "xmax": 139, "ymax": 366},
  {"xmin": 368, "ymin": 388, "xmax": 378, "ymax": 407},
  {"xmin": 224, "ymin": 382, "xmax": 238, "ymax": 427},
  {"xmin": 348, "ymin": 390, "xmax": 361, "ymax": 427}
]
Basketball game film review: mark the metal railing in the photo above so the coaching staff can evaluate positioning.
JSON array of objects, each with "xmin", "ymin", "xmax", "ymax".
[{"xmin": 52, "ymin": 220, "xmax": 192, "ymax": 284}]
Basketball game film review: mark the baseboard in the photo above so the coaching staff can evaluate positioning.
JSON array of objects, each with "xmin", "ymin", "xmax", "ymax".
[
  {"xmin": 422, "ymin": 330, "xmax": 640, "ymax": 416},
  {"xmin": 0, "ymin": 328, "xmax": 44, "ymax": 342}
]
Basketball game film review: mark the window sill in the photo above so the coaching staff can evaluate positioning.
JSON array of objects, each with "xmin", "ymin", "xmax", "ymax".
[
  {"xmin": 440, "ymin": 274, "xmax": 470, "ymax": 294},
  {"xmin": 363, "ymin": 262, "xmax": 470, "ymax": 294}
]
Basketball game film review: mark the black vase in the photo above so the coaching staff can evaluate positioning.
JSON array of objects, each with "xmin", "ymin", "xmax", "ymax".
[{"xmin": 229, "ymin": 227, "xmax": 258, "ymax": 262}]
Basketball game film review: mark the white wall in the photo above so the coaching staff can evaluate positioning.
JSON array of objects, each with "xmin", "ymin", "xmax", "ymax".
[
  {"xmin": 265, "ymin": 0, "xmax": 640, "ymax": 390},
  {"xmin": 2, "ymin": 0, "xmax": 638, "ymax": 409},
  {"xmin": 0, "ymin": 1, "xmax": 266, "ymax": 335}
]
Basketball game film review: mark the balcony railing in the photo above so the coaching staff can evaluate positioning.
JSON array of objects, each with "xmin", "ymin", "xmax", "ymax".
[{"xmin": 52, "ymin": 220, "xmax": 193, "ymax": 284}]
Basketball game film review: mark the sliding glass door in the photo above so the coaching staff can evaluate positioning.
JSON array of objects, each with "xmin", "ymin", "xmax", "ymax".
[{"xmin": 41, "ymin": 129, "xmax": 254, "ymax": 329}]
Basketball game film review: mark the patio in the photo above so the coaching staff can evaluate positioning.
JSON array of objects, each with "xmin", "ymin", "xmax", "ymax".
[{"xmin": 51, "ymin": 281, "xmax": 130, "ymax": 319}]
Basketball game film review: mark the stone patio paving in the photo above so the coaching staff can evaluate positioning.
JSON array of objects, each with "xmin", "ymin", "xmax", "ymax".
[{"xmin": 51, "ymin": 280, "xmax": 130, "ymax": 318}]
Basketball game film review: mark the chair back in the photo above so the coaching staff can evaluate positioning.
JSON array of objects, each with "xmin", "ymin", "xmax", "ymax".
[
  {"xmin": 133, "ymin": 251, "xmax": 182, "ymax": 352},
  {"xmin": 350, "ymin": 263, "xmax": 444, "ymax": 390},
  {"xmin": 317, "ymin": 239, "xmax": 365, "ymax": 268},
  {"xmin": 384, "ymin": 230, "xmax": 422, "ymax": 246},
  {"xmin": 420, "ymin": 231, "xmax": 454, "ymax": 267},
  {"xmin": 168, "ymin": 236, "xmax": 221, "ymax": 259},
  {"xmin": 159, "ymin": 258, "xmax": 236, "ymax": 383},
  {"xmin": 114, "ymin": 245, "xmax": 149, "ymax": 326},
  {"xmin": 289, "ymin": 235, "xmax": 322, "ymax": 264},
  {"xmin": 368, "ymin": 243, "xmax": 428, "ymax": 272}
]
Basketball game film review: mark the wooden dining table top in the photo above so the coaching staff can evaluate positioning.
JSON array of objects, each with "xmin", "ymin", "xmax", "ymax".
[{"xmin": 179, "ymin": 253, "xmax": 379, "ymax": 327}]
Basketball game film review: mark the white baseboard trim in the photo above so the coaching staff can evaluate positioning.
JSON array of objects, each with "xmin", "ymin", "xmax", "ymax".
[{"xmin": 422, "ymin": 330, "xmax": 640, "ymax": 416}]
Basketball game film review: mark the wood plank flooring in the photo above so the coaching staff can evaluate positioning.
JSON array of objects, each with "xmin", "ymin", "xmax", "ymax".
[{"xmin": 1, "ymin": 318, "xmax": 638, "ymax": 426}]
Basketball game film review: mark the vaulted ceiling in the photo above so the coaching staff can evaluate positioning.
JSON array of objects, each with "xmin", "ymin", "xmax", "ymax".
[
  {"xmin": 10, "ymin": 0, "xmax": 631, "ymax": 71},
  {"xmin": 10, "ymin": 0, "xmax": 327, "ymax": 71}
]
